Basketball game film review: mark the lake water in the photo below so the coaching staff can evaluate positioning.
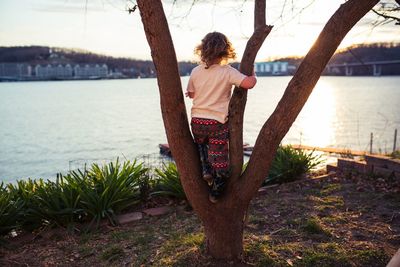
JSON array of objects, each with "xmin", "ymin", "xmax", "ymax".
[{"xmin": 0, "ymin": 76, "xmax": 399, "ymax": 182}]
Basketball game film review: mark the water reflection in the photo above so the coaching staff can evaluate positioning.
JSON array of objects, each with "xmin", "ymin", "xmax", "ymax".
[{"xmin": 289, "ymin": 80, "xmax": 337, "ymax": 148}]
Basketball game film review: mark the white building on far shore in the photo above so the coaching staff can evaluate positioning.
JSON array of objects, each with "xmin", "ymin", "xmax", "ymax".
[
  {"xmin": 0, "ymin": 63, "xmax": 32, "ymax": 79},
  {"xmin": 74, "ymin": 64, "xmax": 108, "ymax": 78},
  {"xmin": 255, "ymin": 61, "xmax": 289, "ymax": 75},
  {"xmin": 33, "ymin": 63, "xmax": 108, "ymax": 79},
  {"xmin": 35, "ymin": 64, "xmax": 73, "ymax": 79}
]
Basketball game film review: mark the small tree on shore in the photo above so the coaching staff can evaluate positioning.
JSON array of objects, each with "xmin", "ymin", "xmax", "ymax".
[{"xmin": 137, "ymin": 0, "xmax": 379, "ymax": 261}]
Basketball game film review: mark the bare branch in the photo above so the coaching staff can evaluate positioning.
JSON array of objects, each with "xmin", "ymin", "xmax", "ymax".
[
  {"xmin": 228, "ymin": 0, "xmax": 273, "ymax": 188},
  {"xmin": 372, "ymin": 8, "xmax": 400, "ymax": 25}
]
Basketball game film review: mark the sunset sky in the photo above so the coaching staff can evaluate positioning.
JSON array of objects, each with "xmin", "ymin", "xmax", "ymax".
[{"xmin": 0, "ymin": 0, "xmax": 399, "ymax": 61}]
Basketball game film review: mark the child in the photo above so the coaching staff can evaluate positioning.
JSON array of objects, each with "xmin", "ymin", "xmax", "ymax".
[{"xmin": 185, "ymin": 32, "xmax": 257, "ymax": 203}]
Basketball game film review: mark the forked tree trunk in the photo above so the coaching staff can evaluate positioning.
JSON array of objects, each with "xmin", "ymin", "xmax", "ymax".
[
  {"xmin": 137, "ymin": 0, "xmax": 379, "ymax": 261},
  {"xmin": 202, "ymin": 206, "xmax": 247, "ymax": 258}
]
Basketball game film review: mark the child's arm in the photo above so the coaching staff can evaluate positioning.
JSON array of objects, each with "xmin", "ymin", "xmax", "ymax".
[
  {"xmin": 240, "ymin": 74, "xmax": 257, "ymax": 89},
  {"xmin": 230, "ymin": 66, "xmax": 257, "ymax": 89},
  {"xmin": 240, "ymin": 75, "xmax": 257, "ymax": 89}
]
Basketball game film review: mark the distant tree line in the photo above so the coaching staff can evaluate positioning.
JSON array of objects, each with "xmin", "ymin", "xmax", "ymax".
[
  {"xmin": 0, "ymin": 46, "xmax": 196, "ymax": 78},
  {"xmin": 1, "ymin": 43, "xmax": 399, "ymax": 77},
  {"xmin": 330, "ymin": 43, "xmax": 400, "ymax": 63}
]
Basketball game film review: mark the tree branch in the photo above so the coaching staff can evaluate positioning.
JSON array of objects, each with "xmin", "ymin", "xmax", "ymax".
[
  {"xmin": 137, "ymin": 0, "xmax": 210, "ymax": 212},
  {"xmin": 228, "ymin": 0, "xmax": 272, "ymax": 187},
  {"xmin": 239, "ymin": 0, "xmax": 380, "ymax": 202},
  {"xmin": 372, "ymin": 8, "xmax": 400, "ymax": 25}
]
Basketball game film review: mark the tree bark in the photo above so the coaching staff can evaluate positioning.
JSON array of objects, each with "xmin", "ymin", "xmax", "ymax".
[
  {"xmin": 228, "ymin": 0, "xmax": 273, "ymax": 182},
  {"xmin": 137, "ymin": 0, "xmax": 209, "ymax": 213},
  {"xmin": 202, "ymin": 206, "xmax": 247, "ymax": 259},
  {"xmin": 137, "ymin": 0, "xmax": 379, "ymax": 261}
]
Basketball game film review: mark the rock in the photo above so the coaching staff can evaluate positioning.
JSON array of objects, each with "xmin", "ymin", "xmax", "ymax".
[
  {"xmin": 326, "ymin": 164, "xmax": 338, "ymax": 173},
  {"xmin": 116, "ymin": 212, "xmax": 143, "ymax": 224},
  {"xmin": 143, "ymin": 206, "xmax": 172, "ymax": 216}
]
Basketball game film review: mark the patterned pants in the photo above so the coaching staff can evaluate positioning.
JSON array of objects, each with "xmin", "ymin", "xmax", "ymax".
[{"xmin": 190, "ymin": 117, "xmax": 230, "ymax": 174}]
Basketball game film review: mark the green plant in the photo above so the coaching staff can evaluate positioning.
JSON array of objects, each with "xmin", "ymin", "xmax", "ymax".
[
  {"xmin": 301, "ymin": 217, "xmax": 331, "ymax": 236},
  {"xmin": 101, "ymin": 245, "xmax": 125, "ymax": 262},
  {"xmin": 7, "ymin": 178, "xmax": 46, "ymax": 231},
  {"xmin": 137, "ymin": 172, "xmax": 155, "ymax": 202},
  {"xmin": 66, "ymin": 159, "xmax": 147, "ymax": 227},
  {"xmin": 152, "ymin": 163, "xmax": 186, "ymax": 200},
  {"xmin": 0, "ymin": 182, "xmax": 24, "ymax": 235},
  {"xmin": 8, "ymin": 176, "xmax": 85, "ymax": 231},
  {"xmin": 30, "ymin": 175, "xmax": 84, "ymax": 229},
  {"xmin": 265, "ymin": 145, "xmax": 323, "ymax": 185}
]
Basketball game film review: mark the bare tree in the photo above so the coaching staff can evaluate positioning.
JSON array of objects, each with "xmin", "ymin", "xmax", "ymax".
[
  {"xmin": 372, "ymin": 0, "xmax": 400, "ymax": 25},
  {"xmin": 137, "ymin": 0, "xmax": 379, "ymax": 261}
]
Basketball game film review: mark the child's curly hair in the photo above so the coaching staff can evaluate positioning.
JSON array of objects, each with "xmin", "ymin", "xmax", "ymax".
[{"xmin": 195, "ymin": 32, "xmax": 236, "ymax": 68}]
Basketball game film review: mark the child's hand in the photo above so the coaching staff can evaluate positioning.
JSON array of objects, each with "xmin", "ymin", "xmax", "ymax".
[{"xmin": 185, "ymin": 91, "xmax": 194, "ymax": 98}]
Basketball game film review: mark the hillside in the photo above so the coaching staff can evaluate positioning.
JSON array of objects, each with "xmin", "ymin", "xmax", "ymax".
[
  {"xmin": 1, "ymin": 43, "xmax": 400, "ymax": 77},
  {"xmin": 275, "ymin": 43, "xmax": 400, "ymax": 65},
  {"xmin": 0, "ymin": 46, "xmax": 196, "ymax": 77}
]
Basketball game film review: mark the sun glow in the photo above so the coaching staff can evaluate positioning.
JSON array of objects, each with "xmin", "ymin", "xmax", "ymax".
[{"xmin": 294, "ymin": 80, "xmax": 337, "ymax": 148}]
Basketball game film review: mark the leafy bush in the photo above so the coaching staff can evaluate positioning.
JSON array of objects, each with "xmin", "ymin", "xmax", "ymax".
[
  {"xmin": 65, "ymin": 159, "xmax": 148, "ymax": 227},
  {"xmin": 0, "ymin": 182, "xmax": 24, "ymax": 235},
  {"xmin": 265, "ymin": 145, "xmax": 323, "ymax": 185},
  {"xmin": 1, "ymin": 159, "xmax": 148, "ymax": 234},
  {"xmin": 7, "ymin": 177, "xmax": 83, "ymax": 231},
  {"xmin": 152, "ymin": 163, "xmax": 186, "ymax": 200},
  {"xmin": 7, "ymin": 179, "xmax": 46, "ymax": 231},
  {"xmin": 30, "ymin": 176, "xmax": 83, "ymax": 228}
]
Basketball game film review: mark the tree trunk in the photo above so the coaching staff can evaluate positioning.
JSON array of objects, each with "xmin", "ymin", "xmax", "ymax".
[
  {"xmin": 137, "ymin": 0, "xmax": 379, "ymax": 261},
  {"xmin": 202, "ymin": 207, "xmax": 246, "ymax": 260},
  {"xmin": 228, "ymin": 0, "xmax": 272, "ymax": 182}
]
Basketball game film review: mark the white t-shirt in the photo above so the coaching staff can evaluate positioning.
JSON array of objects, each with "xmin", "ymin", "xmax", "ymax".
[{"xmin": 187, "ymin": 64, "xmax": 246, "ymax": 123}]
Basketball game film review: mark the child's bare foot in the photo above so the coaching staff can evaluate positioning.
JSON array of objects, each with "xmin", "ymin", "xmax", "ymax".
[
  {"xmin": 209, "ymin": 193, "xmax": 218, "ymax": 203},
  {"xmin": 202, "ymin": 173, "xmax": 213, "ymax": 186},
  {"xmin": 208, "ymin": 174, "xmax": 226, "ymax": 203}
]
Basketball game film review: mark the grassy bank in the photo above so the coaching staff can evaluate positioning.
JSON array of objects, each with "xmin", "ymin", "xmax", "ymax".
[
  {"xmin": 0, "ymin": 146, "xmax": 321, "ymax": 236},
  {"xmin": 1, "ymin": 170, "xmax": 399, "ymax": 266}
]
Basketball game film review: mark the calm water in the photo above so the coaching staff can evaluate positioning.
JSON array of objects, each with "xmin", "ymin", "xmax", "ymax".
[{"xmin": 0, "ymin": 76, "xmax": 399, "ymax": 182}]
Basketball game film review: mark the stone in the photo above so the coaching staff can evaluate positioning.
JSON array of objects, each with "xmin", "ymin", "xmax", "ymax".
[
  {"xmin": 365, "ymin": 155, "xmax": 400, "ymax": 172},
  {"xmin": 374, "ymin": 166, "xmax": 395, "ymax": 178},
  {"xmin": 116, "ymin": 212, "xmax": 143, "ymax": 224},
  {"xmin": 143, "ymin": 206, "xmax": 172, "ymax": 216},
  {"xmin": 337, "ymin": 158, "xmax": 357, "ymax": 171},
  {"xmin": 326, "ymin": 163, "xmax": 338, "ymax": 173},
  {"xmin": 353, "ymin": 161, "xmax": 369, "ymax": 174},
  {"xmin": 258, "ymin": 184, "xmax": 279, "ymax": 195}
]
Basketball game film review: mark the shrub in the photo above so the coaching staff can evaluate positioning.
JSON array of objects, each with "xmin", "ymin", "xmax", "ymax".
[
  {"xmin": 65, "ymin": 159, "xmax": 148, "ymax": 227},
  {"xmin": 0, "ymin": 182, "xmax": 24, "ymax": 235},
  {"xmin": 7, "ymin": 177, "xmax": 83, "ymax": 231},
  {"xmin": 7, "ymin": 179, "xmax": 46, "ymax": 231},
  {"xmin": 152, "ymin": 163, "xmax": 186, "ymax": 200},
  {"xmin": 30, "ymin": 175, "xmax": 84, "ymax": 228},
  {"xmin": 1, "ymin": 159, "xmax": 148, "ymax": 234},
  {"xmin": 265, "ymin": 145, "xmax": 323, "ymax": 185}
]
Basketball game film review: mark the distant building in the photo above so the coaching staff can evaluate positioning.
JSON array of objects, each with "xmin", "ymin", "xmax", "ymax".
[
  {"xmin": 1, "ymin": 63, "xmax": 109, "ymax": 80},
  {"xmin": 74, "ymin": 64, "xmax": 108, "ymax": 78},
  {"xmin": 255, "ymin": 61, "xmax": 289, "ymax": 75},
  {"xmin": 35, "ymin": 64, "xmax": 73, "ymax": 79},
  {"xmin": 0, "ymin": 63, "xmax": 31, "ymax": 79}
]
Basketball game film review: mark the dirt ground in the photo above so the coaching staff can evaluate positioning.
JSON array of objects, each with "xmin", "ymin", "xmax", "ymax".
[{"xmin": 1, "ymin": 170, "xmax": 399, "ymax": 267}]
